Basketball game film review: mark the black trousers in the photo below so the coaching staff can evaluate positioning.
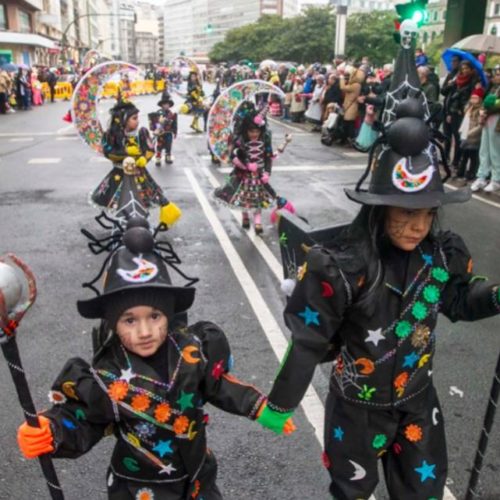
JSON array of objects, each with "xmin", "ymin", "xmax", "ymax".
[
  {"xmin": 457, "ymin": 149, "xmax": 479, "ymax": 180},
  {"xmin": 107, "ymin": 452, "xmax": 223, "ymax": 499},
  {"xmin": 324, "ymin": 388, "xmax": 447, "ymax": 500},
  {"xmin": 0, "ymin": 92, "xmax": 7, "ymax": 114},
  {"xmin": 444, "ymin": 113, "xmax": 463, "ymax": 167}
]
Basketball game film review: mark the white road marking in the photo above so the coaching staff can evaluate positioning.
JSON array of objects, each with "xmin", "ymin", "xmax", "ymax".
[
  {"xmin": 217, "ymin": 164, "xmax": 365, "ymax": 174},
  {"xmin": 56, "ymin": 136, "xmax": 79, "ymax": 141},
  {"xmin": 0, "ymin": 132, "xmax": 55, "ymax": 137},
  {"xmin": 90, "ymin": 156, "xmax": 109, "ymax": 163},
  {"xmin": 200, "ymin": 165, "xmax": 457, "ymax": 500},
  {"xmin": 342, "ymin": 151, "xmax": 368, "ymax": 158},
  {"xmin": 8, "ymin": 137, "xmax": 34, "ymax": 142},
  {"xmin": 28, "ymin": 158, "xmax": 61, "ymax": 164},
  {"xmin": 185, "ymin": 167, "xmax": 326, "ymax": 446},
  {"xmin": 56, "ymin": 124, "xmax": 75, "ymax": 135}
]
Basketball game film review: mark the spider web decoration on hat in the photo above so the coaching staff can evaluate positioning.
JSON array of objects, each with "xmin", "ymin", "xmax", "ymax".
[
  {"xmin": 207, "ymin": 79, "xmax": 285, "ymax": 164},
  {"xmin": 71, "ymin": 61, "xmax": 140, "ymax": 155}
]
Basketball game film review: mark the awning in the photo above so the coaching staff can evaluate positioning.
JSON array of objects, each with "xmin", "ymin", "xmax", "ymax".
[{"xmin": 0, "ymin": 32, "xmax": 57, "ymax": 49}]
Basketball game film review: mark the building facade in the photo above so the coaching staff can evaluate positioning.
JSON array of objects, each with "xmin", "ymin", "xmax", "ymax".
[
  {"xmin": 419, "ymin": 0, "xmax": 446, "ymax": 48},
  {"xmin": 162, "ymin": 0, "xmax": 299, "ymax": 62},
  {"xmin": 485, "ymin": 0, "xmax": 500, "ymax": 36}
]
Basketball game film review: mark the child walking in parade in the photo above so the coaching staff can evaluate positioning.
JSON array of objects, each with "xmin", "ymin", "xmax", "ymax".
[
  {"xmin": 214, "ymin": 104, "xmax": 278, "ymax": 235},
  {"xmin": 151, "ymin": 94, "xmax": 177, "ymax": 166},
  {"xmin": 92, "ymin": 93, "xmax": 182, "ymax": 227},
  {"xmin": 183, "ymin": 72, "xmax": 205, "ymax": 134},
  {"xmin": 257, "ymin": 32, "xmax": 500, "ymax": 500},
  {"xmin": 17, "ymin": 225, "xmax": 294, "ymax": 499}
]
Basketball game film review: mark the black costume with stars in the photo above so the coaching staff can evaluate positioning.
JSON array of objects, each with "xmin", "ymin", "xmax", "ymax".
[
  {"xmin": 267, "ymin": 232, "xmax": 500, "ymax": 499},
  {"xmin": 43, "ymin": 321, "xmax": 265, "ymax": 499}
]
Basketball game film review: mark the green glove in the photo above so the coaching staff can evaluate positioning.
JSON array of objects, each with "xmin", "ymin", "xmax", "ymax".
[
  {"xmin": 483, "ymin": 94, "xmax": 497, "ymax": 110},
  {"xmin": 257, "ymin": 404, "xmax": 294, "ymax": 435}
]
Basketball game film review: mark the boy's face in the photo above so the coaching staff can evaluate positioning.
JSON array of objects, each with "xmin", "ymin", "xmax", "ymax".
[
  {"xmin": 385, "ymin": 207, "xmax": 436, "ymax": 251},
  {"xmin": 161, "ymin": 104, "xmax": 170, "ymax": 111},
  {"xmin": 116, "ymin": 305, "xmax": 168, "ymax": 357}
]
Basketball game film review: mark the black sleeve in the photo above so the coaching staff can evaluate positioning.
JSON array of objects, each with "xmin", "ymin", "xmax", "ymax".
[
  {"xmin": 268, "ymin": 247, "xmax": 349, "ymax": 412},
  {"xmin": 195, "ymin": 322, "xmax": 266, "ymax": 420},
  {"xmin": 173, "ymin": 113, "xmax": 178, "ymax": 135},
  {"xmin": 439, "ymin": 232, "xmax": 500, "ymax": 322},
  {"xmin": 42, "ymin": 358, "xmax": 116, "ymax": 459}
]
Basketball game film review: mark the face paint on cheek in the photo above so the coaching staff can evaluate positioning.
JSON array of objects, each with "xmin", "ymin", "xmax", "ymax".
[
  {"xmin": 386, "ymin": 218, "xmax": 408, "ymax": 238},
  {"xmin": 118, "ymin": 330, "xmax": 134, "ymax": 351}
]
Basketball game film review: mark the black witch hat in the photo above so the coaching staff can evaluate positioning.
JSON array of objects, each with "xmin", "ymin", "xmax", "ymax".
[
  {"xmin": 110, "ymin": 89, "xmax": 139, "ymax": 125},
  {"xmin": 157, "ymin": 90, "xmax": 174, "ymax": 107},
  {"xmin": 345, "ymin": 23, "xmax": 470, "ymax": 209},
  {"xmin": 77, "ymin": 225, "xmax": 195, "ymax": 320}
]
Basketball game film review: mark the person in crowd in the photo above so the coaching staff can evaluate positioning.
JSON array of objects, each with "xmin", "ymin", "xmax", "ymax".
[
  {"xmin": 443, "ymin": 60, "xmax": 479, "ymax": 168},
  {"xmin": 471, "ymin": 66, "xmax": 500, "ymax": 193},
  {"xmin": 46, "ymin": 68, "xmax": 58, "ymax": 103},
  {"xmin": 0, "ymin": 68, "xmax": 12, "ymax": 114},
  {"xmin": 305, "ymin": 74, "xmax": 326, "ymax": 131},
  {"xmin": 339, "ymin": 65, "xmax": 366, "ymax": 145},
  {"xmin": 455, "ymin": 87, "xmax": 485, "ymax": 184},
  {"xmin": 15, "ymin": 68, "xmax": 31, "ymax": 111},
  {"xmin": 290, "ymin": 76, "xmax": 306, "ymax": 123},
  {"xmin": 415, "ymin": 47, "xmax": 428, "ymax": 67},
  {"xmin": 321, "ymin": 72, "xmax": 342, "ymax": 122}
]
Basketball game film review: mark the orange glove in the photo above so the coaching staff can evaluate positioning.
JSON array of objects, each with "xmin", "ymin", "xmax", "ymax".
[{"xmin": 17, "ymin": 415, "xmax": 54, "ymax": 459}]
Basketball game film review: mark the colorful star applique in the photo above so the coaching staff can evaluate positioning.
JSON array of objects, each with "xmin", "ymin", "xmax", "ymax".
[
  {"xmin": 211, "ymin": 360, "xmax": 225, "ymax": 380},
  {"xmin": 176, "ymin": 391, "xmax": 194, "ymax": 412},
  {"xmin": 403, "ymin": 351, "xmax": 420, "ymax": 369},
  {"xmin": 372, "ymin": 434, "xmax": 387, "ymax": 449},
  {"xmin": 159, "ymin": 463, "xmax": 176, "ymax": 475},
  {"xmin": 358, "ymin": 385, "xmax": 376, "ymax": 401},
  {"xmin": 298, "ymin": 306, "xmax": 320, "ymax": 326},
  {"xmin": 415, "ymin": 460, "xmax": 436, "ymax": 482},
  {"xmin": 422, "ymin": 253, "xmax": 433, "ymax": 266},
  {"xmin": 153, "ymin": 439, "xmax": 173, "ymax": 458},
  {"xmin": 333, "ymin": 426, "xmax": 344, "ymax": 441},
  {"xmin": 119, "ymin": 368, "xmax": 135, "ymax": 383},
  {"xmin": 365, "ymin": 328, "xmax": 385, "ymax": 346},
  {"xmin": 404, "ymin": 424, "xmax": 423, "ymax": 443}
]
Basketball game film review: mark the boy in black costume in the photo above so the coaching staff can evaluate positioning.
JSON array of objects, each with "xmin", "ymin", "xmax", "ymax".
[
  {"xmin": 152, "ymin": 95, "xmax": 177, "ymax": 166},
  {"xmin": 17, "ymin": 226, "xmax": 293, "ymax": 499}
]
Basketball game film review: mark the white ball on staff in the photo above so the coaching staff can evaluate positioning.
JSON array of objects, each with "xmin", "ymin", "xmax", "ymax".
[{"xmin": 0, "ymin": 262, "xmax": 22, "ymax": 312}]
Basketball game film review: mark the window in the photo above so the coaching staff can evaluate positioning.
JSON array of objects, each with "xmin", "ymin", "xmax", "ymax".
[
  {"xmin": 431, "ymin": 31, "xmax": 436, "ymax": 41},
  {"xmin": 434, "ymin": 11, "xmax": 438, "ymax": 21},
  {"xmin": 423, "ymin": 31, "xmax": 428, "ymax": 43},
  {"xmin": 495, "ymin": 4, "xmax": 500, "ymax": 15},
  {"xmin": 18, "ymin": 10, "xmax": 31, "ymax": 33},
  {"xmin": 491, "ymin": 25, "xmax": 498, "ymax": 36},
  {"xmin": 0, "ymin": 4, "xmax": 6, "ymax": 30}
]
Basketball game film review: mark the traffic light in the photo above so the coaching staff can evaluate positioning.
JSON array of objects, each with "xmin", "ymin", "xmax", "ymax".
[
  {"xmin": 395, "ymin": 0, "xmax": 428, "ymax": 27},
  {"xmin": 205, "ymin": 23, "xmax": 213, "ymax": 34}
]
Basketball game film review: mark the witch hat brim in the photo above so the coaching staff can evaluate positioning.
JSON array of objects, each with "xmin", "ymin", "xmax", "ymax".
[
  {"xmin": 157, "ymin": 98, "xmax": 174, "ymax": 107},
  {"xmin": 77, "ymin": 283, "xmax": 195, "ymax": 320},
  {"xmin": 344, "ymin": 187, "xmax": 471, "ymax": 209}
]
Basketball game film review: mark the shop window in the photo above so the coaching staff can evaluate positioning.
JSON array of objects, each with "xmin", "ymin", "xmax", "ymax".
[
  {"xmin": 18, "ymin": 10, "xmax": 31, "ymax": 33},
  {"xmin": 0, "ymin": 4, "xmax": 7, "ymax": 30},
  {"xmin": 491, "ymin": 25, "xmax": 498, "ymax": 36}
]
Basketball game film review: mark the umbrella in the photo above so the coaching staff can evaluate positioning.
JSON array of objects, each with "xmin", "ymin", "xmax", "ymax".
[
  {"xmin": 453, "ymin": 34, "xmax": 500, "ymax": 55},
  {"xmin": 441, "ymin": 48, "xmax": 488, "ymax": 87},
  {"xmin": 0, "ymin": 62, "xmax": 18, "ymax": 72}
]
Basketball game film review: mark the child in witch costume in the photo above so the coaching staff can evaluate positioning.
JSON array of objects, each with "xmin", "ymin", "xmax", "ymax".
[
  {"xmin": 17, "ymin": 226, "xmax": 294, "ymax": 499},
  {"xmin": 257, "ymin": 40, "xmax": 500, "ymax": 500},
  {"xmin": 151, "ymin": 94, "xmax": 177, "ymax": 166},
  {"xmin": 181, "ymin": 72, "xmax": 205, "ymax": 133},
  {"xmin": 93, "ymin": 94, "xmax": 181, "ymax": 227},
  {"xmin": 214, "ymin": 105, "xmax": 284, "ymax": 235}
]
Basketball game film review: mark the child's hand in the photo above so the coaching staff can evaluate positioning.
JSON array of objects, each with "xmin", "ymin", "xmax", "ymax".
[
  {"xmin": 247, "ymin": 162, "xmax": 258, "ymax": 172},
  {"xmin": 135, "ymin": 156, "xmax": 147, "ymax": 168},
  {"xmin": 256, "ymin": 401, "xmax": 295, "ymax": 435},
  {"xmin": 125, "ymin": 145, "xmax": 141, "ymax": 156},
  {"xmin": 17, "ymin": 416, "xmax": 54, "ymax": 459}
]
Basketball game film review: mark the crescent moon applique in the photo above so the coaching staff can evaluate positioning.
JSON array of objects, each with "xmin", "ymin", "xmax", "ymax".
[
  {"xmin": 182, "ymin": 345, "xmax": 201, "ymax": 364},
  {"xmin": 392, "ymin": 158, "xmax": 435, "ymax": 193},
  {"xmin": 62, "ymin": 381, "xmax": 79, "ymax": 400},
  {"xmin": 432, "ymin": 407, "xmax": 440, "ymax": 426},
  {"xmin": 349, "ymin": 460, "xmax": 367, "ymax": 481},
  {"xmin": 354, "ymin": 357, "xmax": 375, "ymax": 375},
  {"xmin": 117, "ymin": 257, "xmax": 158, "ymax": 283}
]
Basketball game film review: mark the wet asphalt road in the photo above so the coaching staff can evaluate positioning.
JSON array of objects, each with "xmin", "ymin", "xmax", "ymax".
[{"xmin": 0, "ymin": 93, "xmax": 499, "ymax": 500}]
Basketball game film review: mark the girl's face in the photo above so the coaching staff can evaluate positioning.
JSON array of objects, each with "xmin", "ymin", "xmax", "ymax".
[
  {"xmin": 247, "ymin": 127, "xmax": 261, "ymax": 141},
  {"xmin": 385, "ymin": 207, "xmax": 436, "ymax": 251},
  {"xmin": 125, "ymin": 113, "xmax": 139, "ymax": 132},
  {"xmin": 460, "ymin": 64, "xmax": 472, "ymax": 76},
  {"xmin": 116, "ymin": 306, "xmax": 168, "ymax": 357},
  {"xmin": 470, "ymin": 95, "xmax": 481, "ymax": 105}
]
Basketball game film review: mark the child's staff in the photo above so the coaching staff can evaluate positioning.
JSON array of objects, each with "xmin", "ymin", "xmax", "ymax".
[
  {"xmin": 466, "ymin": 351, "xmax": 500, "ymax": 500},
  {"xmin": 0, "ymin": 254, "xmax": 65, "ymax": 500}
]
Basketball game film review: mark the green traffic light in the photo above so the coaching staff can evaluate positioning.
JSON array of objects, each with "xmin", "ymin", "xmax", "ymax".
[{"xmin": 412, "ymin": 11, "xmax": 423, "ymax": 23}]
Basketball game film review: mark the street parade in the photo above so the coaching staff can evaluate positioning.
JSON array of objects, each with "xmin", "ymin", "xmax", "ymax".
[{"xmin": 0, "ymin": 1, "xmax": 499, "ymax": 499}]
